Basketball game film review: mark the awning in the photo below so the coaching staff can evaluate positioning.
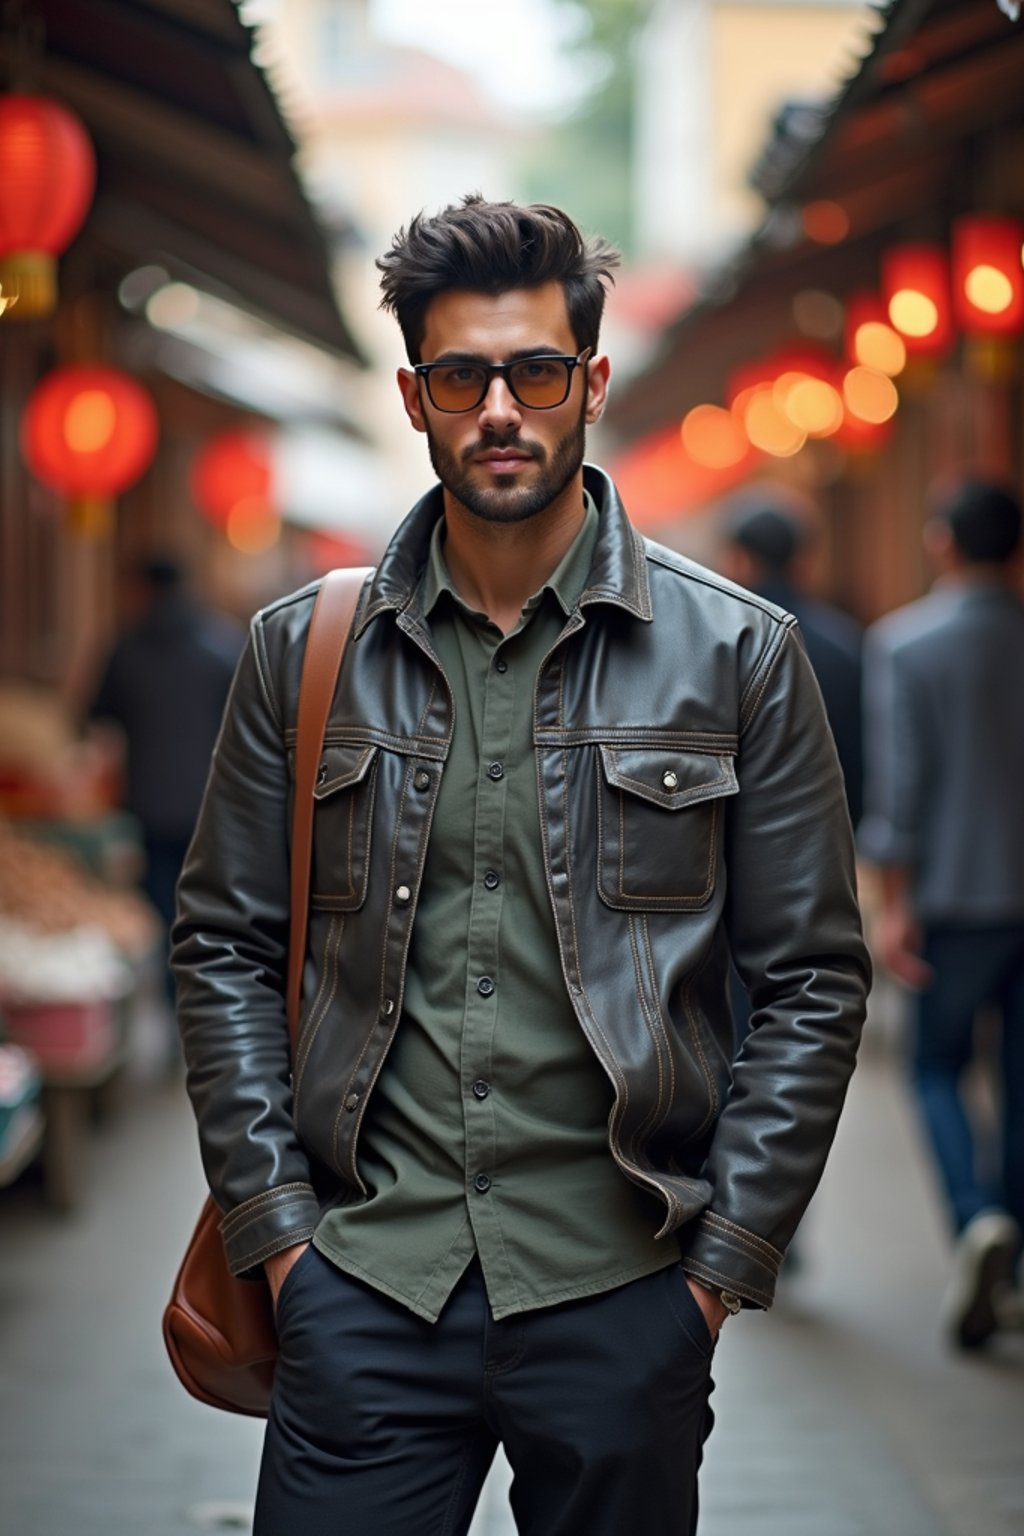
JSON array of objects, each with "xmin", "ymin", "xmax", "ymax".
[{"xmin": 1, "ymin": 0, "xmax": 363, "ymax": 362}]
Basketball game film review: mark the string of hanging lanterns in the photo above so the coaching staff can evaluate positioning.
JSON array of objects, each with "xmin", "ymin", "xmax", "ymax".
[{"xmin": 679, "ymin": 212, "xmax": 1024, "ymax": 479}]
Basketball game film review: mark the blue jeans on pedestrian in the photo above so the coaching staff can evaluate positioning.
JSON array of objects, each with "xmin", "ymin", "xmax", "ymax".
[{"xmin": 912, "ymin": 924, "xmax": 1024, "ymax": 1238}]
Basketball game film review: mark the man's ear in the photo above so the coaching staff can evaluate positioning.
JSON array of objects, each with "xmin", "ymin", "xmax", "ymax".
[
  {"xmin": 585, "ymin": 353, "xmax": 611, "ymax": 425},
  {"xmin": 397, "ymin": 368, "xmax": 427, "ymax": 434}
]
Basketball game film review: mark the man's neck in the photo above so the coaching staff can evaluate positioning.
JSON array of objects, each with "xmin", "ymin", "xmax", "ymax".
[{"xmin": 439, "ymin": 481, "xmax": 587, "ymax": 634}]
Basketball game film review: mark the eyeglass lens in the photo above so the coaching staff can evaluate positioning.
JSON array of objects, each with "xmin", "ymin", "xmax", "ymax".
[{"xmin": 428, "ymin": 357, "xmax": 572, "ymax": 411}]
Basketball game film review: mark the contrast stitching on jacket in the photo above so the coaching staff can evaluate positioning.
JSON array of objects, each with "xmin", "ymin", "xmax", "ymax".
[
  {"xmin": 701, "ymin": 1210, "xmax": 783, "ymax": 1263},
  {"xmin": 252, "ymin": 618, "xmax": 282, "ymax": 735},
  {"xmin": 639, "ymin": 914, "xmax": 679, "ymax": 1134},
  {"xmin": 293, "ymin": 913, "xmax": 345, "ymax": 1114},
  {"xmin": 643, "ymin": 543, "xmax": 788, "ymax": 623},
  {"xmin": 332, "ymin": 763, "xmax": 414, "ymax": 1179},
  {"xmin": 679, "ymin": 959, "xmax": 719, "ymax": 1140},
  {"xmin": 537, "ymin": 728, "xmax": 738, "ymax": 750},
  {"xmin": 739, "ymin": 618, "xmax": 793, "ymax": 733},
  {"xmin": 221, "ymin": 1182, "xmax": 315, "ymax": 1234},
  {"xmin": 682, "ymin": 1257, "xmax": 771, "ymax": 1308},
  {"xmin": 312, "ymin": 758, "xmax": 379, "ymax": 910},
  {"xmin": 607, "ymin": 756, "xmax": 734, "ymax": 806},
  {"xmin": 232, "ymin": 1228, "xmax": 317, "ymax": 1270},
  {"xmin": 626, "ymin": 915, "xmax": 666, "ymax": 1157},
  {"xmin": 596, "ymin": 757, "xmax": 720, "ymax": 908}
]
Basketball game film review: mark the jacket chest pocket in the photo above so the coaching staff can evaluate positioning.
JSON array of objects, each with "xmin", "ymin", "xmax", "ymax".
[
  {"xmin": 306, "ymin": 743, "xmax": 379, "ymax": 911},
  {"xmin": 596, "ymin": 745, "xmax": 738, "ymax": 912}
]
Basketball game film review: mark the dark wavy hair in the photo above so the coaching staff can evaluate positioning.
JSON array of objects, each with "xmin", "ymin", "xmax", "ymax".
[{"xmin": 377, "ymin": 193, "xmax": 621, "ymax": 363}]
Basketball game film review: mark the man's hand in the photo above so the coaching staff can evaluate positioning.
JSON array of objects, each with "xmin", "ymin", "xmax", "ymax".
[
  {"xmin": 264, "ymin": 1241, "xmax": 311, "ymax": 1312},
  {"xmin": 876, "ymin": 894, "xmax": 933, "ymax": 990},
  {"xmin": 685, "ymin": 1276, "xmax": 729, "ymax": 1340}
]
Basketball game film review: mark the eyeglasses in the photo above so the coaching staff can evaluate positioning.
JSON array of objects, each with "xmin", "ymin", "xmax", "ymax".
[{"xmin": 413, "ymin": 349, "xmax": 591, "ymax": 413}]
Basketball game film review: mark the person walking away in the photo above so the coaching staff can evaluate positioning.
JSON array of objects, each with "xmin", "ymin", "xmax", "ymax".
[
  {"xmin": 860, "ymin": 478, "xmax": 1024, "ymax": 1349},
  {"xmin": 720, "ymin": 488, "xmax": 863, "ymax": 827},
  {"xmin": 89, "ymin": 557, "xmax": 242, "ymax": 1048},
  {"xmin": 173, "ymin": 196, "xmax": 869, "ymax": 1535}
]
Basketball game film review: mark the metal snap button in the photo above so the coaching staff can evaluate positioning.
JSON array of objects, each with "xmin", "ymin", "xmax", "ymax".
[
  {"xmin": 317, "ymin": 762, "xmax": 329, "ymax": 785},
  {"xmin": 344, "ymin": 1093, "xmax": 359, "ymax": 1112},
  {"xmin": 395, "ymin": 884, "xmax": 411, "ymax": 904},
  {"xmin": 662, "ymin": 770, "xmax": 679, "ymax": 791},
  {"xmin": 414, "ymin": 769, "xmax": 431, "ymax": 791},
  {"xmin": 381, "ymin": 998, "xmax": 395, "ymax": 1017}
]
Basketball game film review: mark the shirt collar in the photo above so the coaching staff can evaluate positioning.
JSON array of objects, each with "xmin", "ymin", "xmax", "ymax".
[{"xmin": 421, "ymin": 492, "xmax": 601, "ymax": 622}]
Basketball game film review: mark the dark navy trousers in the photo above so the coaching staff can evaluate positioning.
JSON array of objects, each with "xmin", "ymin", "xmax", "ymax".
[{"xmin": 254, "ymin": 1249, "xmax": 716, "ymax": 1536}]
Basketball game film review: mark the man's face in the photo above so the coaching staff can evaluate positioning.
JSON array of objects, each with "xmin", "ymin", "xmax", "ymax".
[{"xmin": 397, "ymin": 282, "xmax": 609, "ymax": 525}]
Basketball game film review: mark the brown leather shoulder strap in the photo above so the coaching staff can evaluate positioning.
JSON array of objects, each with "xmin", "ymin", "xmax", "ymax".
[{"xmin": 287, "ymin": 567, "xmax": 373, "ymax": 1042}]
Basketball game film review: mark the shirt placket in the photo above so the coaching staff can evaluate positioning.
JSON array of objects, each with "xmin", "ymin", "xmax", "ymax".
[{"xmin": 460, "ymin": 619, "xmax": 522, "ymax": 1306}]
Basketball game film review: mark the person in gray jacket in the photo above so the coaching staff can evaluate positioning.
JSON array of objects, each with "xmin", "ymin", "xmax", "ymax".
[
  {"xmin": 861, "ymin": 479, "xmax": 1024, "ymax": 1349},
  {"xmin": 173, "ymin": 196, "xmax": 869, "ymax": 1535}
]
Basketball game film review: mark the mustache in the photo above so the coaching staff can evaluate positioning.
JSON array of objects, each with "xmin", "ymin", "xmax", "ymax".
[{"xmin": 460, "ymin": 433, "xmax": 543, "ymax": 464}]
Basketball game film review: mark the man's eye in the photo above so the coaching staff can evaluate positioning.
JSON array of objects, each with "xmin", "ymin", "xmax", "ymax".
[
  {"xmin": 439, "ymin": 366, "xmax": 483, "ymax": 386},
  {"xmin": 516, "ymin": 360, "xmax": 559, "ymax": 380}
]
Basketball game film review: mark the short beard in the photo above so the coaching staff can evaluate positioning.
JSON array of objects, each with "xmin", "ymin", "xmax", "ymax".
[{"xmin": 425, "ymin": 398, "xmax": 587, "ymax": 526}]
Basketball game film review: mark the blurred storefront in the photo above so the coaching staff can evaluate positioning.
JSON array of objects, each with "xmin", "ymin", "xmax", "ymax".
[
  {"xmin": 606, "ymin": 0, "xmax": 1024, "ymax": 620},
  {"xmin": 0, "ymin": 0, "xmax": 366, "ymax": 1202}
]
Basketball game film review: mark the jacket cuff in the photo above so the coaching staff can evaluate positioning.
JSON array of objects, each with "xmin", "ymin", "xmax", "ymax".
[
  {"xmin": 678, "ymin": 1210, "xmax": 783, "ymax": 1309},
  {"xmin": 219, "ymin": 1183, "xmax": 320, "ymax": 1278}
]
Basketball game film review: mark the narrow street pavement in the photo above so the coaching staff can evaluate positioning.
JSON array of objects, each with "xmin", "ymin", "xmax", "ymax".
[{"xmin": 1, "ymin": 1002, "xmax": 1021, "ymax": 1536}]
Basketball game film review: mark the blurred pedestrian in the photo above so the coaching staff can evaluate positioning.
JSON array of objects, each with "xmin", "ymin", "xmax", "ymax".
[
  {"xmin": 860, "ymin": 478, "xmax": 1024, "ymax": 1349},
  {"xmin": 174, "ymin": 195, "xmax": 868, "ymax": 1534},
  {"xmin": 721, "ymin": 487, "xmax": 863, "ymax": 826},
  {"xmin": 89, "ymin": 556, "xmax": 242, "ymax": 1037}
]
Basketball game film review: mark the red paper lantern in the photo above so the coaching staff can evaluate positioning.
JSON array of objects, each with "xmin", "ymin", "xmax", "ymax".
[
  {"xmin": 21, "ymin": 364, "xmax": 158, "ymax": 532},
  {"xmin": 951, "ymin": 214, "xmax": 1024, "ymax": 337},
  {"xmin": 0, "ymin": 93, "xmax": 96, "ymax": 318},
  {"xmin": 881, "ymin": 243, "xmax": 953, "ymax": 356},
  {"xmin": 190, "ymin": 430, "xmax": 273, "ymax": 528}
]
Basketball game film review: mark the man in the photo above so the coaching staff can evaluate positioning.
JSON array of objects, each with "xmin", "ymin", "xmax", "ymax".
[
  {"xmin": 720, "ymin": 488, "xmax": 863, "ymax": 826},
  {"xmin": 861, "ymin": 478, "xmax": 1024, "ymax": 1350},
  {"xmin": 89, "ymin": 556, "xmax": 241, "ymax": 1030},
  {"xmin": 173, "ymin": 196, "xmax": 869, "ymax": 1535}
]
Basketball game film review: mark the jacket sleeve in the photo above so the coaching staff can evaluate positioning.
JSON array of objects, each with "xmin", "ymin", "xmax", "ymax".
[
  {"xmin": 679, "ymin": 620, "xmax": 871, "ymax": 1305},
  {"xmin": 172, "ymin": 613, "xmax": 319, "ymax": 1276}
]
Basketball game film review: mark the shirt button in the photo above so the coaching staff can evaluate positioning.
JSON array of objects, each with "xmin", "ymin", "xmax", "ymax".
[
  {"xmin": 487, "ymin": 761, "xmax": 504, "ymax": 781},
  {"xmin": 483, "ymin": 870, "xmax": 500, "ymax": 890},
  {"xmin": 344, "ymin": 1092, "xmax": 359, "ymax": 1111},
  {"xmin": 395, "ymin": 884, "xmax": 411, "ymax": 904},
  {"xmin": 474, "ymin": 1173, "xmax": 492, "ymax": 1193},
  {"xmin": 476, "ymin": 976, "xmax": 495, "ymax": 997},
  {"xmin": 662, "ymin": 770, "xmax": 679, "ymax": 791},
  {"xmin": 472, "ymin": 1079, "xmax": 491, "ymax": 1099},
  {"xmin": 495, "ymin": 658, "xmax": 508, "ymax": 673},
  {"xmin": 414, "ymin": 769, "xmax": 431, "ymax": 791}
]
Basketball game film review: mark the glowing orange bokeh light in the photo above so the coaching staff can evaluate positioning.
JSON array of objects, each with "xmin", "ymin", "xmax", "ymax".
[
  {"xmin": 843, "ymin": 367, "xmax": 899, "ymax": 424},
  {"xmin": 681, "ymin": 404, "xmax": 748, "ymax": 469}
]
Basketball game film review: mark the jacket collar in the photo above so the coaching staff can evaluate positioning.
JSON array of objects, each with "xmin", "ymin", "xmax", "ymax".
[{"xmin": 355, "ymin": 463, "xmax": 652, "ymax": 639}]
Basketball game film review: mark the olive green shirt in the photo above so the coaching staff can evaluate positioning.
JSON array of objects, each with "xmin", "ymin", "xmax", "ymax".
[{"xmin": 314, "ymin": 494, "xmax": 676, "ymax": 1320}]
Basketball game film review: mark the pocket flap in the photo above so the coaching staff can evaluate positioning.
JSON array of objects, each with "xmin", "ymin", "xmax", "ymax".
[
  {"xmin": 598, "ymin": 745, "xmax": 737, "ymax": 810},
  {"xmin": 312, "ymin": 744, "xmax": 378, "ymax": 800}
]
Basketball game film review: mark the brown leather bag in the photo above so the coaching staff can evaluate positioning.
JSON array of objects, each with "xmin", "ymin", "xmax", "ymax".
[{"xmin": 162, "ymin": 567, "xmax": 371, "ymax": 1416}]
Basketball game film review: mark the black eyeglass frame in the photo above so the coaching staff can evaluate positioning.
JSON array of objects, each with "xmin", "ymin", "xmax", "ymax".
[{"xmin": 413, "ymin": 348, "xmax": 592, "ymax": 413}]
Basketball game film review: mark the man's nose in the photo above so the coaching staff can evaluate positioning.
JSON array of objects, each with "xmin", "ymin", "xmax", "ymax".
[{"xmin": 477, "ymin": 376, "xmax": 522, "ymax": 433}]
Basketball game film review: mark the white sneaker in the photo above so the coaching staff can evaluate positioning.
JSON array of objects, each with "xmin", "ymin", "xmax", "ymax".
[{"xmin": 942, "ymin": 1211, "xmax": 1022, "ymax": 1350}]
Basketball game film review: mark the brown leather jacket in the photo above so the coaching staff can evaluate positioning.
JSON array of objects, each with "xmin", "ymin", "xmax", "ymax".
[{"xmin": 173, "ymin": 466, "xmax": 870, "ymax": 1309}]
